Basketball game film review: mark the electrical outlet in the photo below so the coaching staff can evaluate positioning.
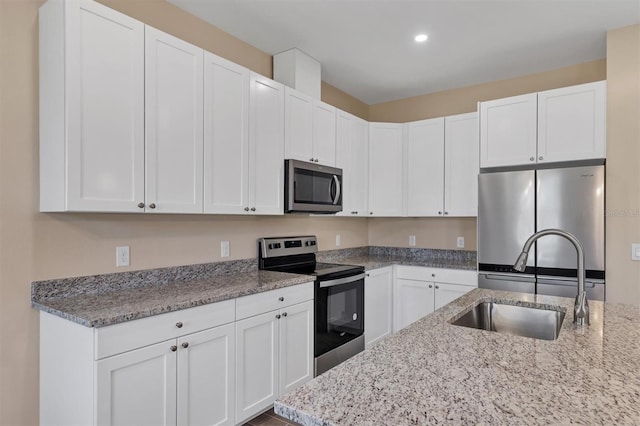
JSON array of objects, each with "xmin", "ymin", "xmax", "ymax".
[
  {"xmin": 457, "ymin": 237, "xmax": 465, "ymax": 248},
  {"xmin": 221, "ymin": 240, "xmax": 230, "ymax": 258},
  {"xmin": 336, "ymin": 234, "xmax": 341, "ymax": 246},
  {"xmin": 409, "ymin": 235, "xmax": 416, "ymax": 246},
  {"xmin": 632, "ymin": 243, "xmax": 640, "ymax": 261},
  {"xmin": 116, "ymin": 246, "xmax": 130, "ymax": 267}
]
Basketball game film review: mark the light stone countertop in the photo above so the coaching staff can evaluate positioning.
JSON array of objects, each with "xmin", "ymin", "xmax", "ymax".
[{"xmin": 275, "ymin": 288, "xmax": 640, "ymax": 425}]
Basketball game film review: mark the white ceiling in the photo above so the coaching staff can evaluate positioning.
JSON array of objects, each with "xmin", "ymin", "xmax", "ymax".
[{"xmin": 168, "ymin": 0, "xmax": 640, "ymax": 104}]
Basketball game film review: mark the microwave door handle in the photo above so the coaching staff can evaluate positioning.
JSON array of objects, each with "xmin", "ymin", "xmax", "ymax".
[{"xmin": 332, "ymin": 175, "xmax": 341, "ymax": 205}]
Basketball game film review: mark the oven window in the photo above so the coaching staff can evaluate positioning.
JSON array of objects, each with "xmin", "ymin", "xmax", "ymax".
[
  {"xmin": 315, "ymin": 278, "xmax": 364, "ymax": 357},
  {"xmin": 294, "ymin": 169, "xmax": 340, "ymax": 205}
]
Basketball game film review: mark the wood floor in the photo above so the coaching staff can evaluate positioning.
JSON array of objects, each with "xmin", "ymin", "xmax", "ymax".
[{"xmin": 243, "ymin": 408, "xmax": 301, "ymax": 426}]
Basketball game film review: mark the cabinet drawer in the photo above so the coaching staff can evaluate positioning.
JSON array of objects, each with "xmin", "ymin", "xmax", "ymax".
[
  {"xmin": 235, "ymin": 282, "xmax": 314, "ymax": 320},
  {"xmin": 395, "ymin": 266, "xmax": 477, "ymax": 286},
  {"xmin": 95, "ymin": 299, "xmax": 235, "ymax": 359}
]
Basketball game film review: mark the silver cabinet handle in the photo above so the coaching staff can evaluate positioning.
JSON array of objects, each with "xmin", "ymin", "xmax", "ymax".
[
  {"xmin": 530, "ymin": 157, "xmax": 535, "ymax": 161},
  {"xmin": 149, "ymin": 203, "xmax": 156, "ymax": 209},
  {"xmin": 282, "ymin": 312, "xmax": 287, "ymax": 317},
  {"xmin": 170, "ymin": 345, "xmax": 177, "ymax": 352},
  {"xmin": 251, "ymin": 207, "xmax": 256, "ymax": 212},
  {"xmin": 176, "ymin": 322, "xmax": 183, "ymax": 329},
  {"xmin": 276, "ymin": 314, "xmax": 281, "ymax": 319},
  {"xmin": 279, "ymin": 296, "xmax": 284, "ymax": 302},
  {"xmin": 182, "ymin": 342, "xmax": 189, "ymax": 349},
  {"xmin": 138, "ymin": 202, "xmax": 145, "ymax": 208},
  {"xmin": 244, "ymin": 207, "xmax": 249, "ymax": 211},
  {"xmin": 539, "ymin": 156, "xmax": 544, "ymax": 160}
]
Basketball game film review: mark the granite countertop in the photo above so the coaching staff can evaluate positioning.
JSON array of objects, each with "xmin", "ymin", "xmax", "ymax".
[
  {"xmin": 275, "ymin": 288, "xmax": 640, "ymax": 425},
  {"xmin": 32, "ymin": 269, "xmax": 312, "ymax": 327},
  {"xmin": 326, "ymin": 254, "xmax": 476, "ymax": 271}
]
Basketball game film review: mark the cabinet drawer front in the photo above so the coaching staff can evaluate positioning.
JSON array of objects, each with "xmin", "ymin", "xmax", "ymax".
[
  {"xmin": 395, "ymin": 266, "xmax": 477, "ymax": 286},
  {"xmin": 235, "ymin": 282, "xmax": 314, "ymax": 320},
  {"xmin": 95, "ymin": 299, "xmax": 235, "ymax": 359}
]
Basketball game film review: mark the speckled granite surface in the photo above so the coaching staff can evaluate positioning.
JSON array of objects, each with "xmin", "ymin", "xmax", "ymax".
[
  {"xmin": 275, "ymin": 288, "xmax": 640, "ymax": 425},
  {"xmin": 32, "ymin": 268, "xmax": 312, "ymax": 327},
  {"xmin": 317, "ymin": 247, "xmax": 476, "ymax": 271}
]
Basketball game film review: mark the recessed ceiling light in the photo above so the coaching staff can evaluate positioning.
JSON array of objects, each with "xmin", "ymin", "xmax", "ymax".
[{"xmin": 414, "ymin": 34, "xmax": 428, "ymax": 43}]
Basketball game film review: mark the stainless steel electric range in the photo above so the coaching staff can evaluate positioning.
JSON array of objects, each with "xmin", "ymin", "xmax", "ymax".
[{"xmin": 258, "ymin": 236, "xmax": 365, "ymax": 376}]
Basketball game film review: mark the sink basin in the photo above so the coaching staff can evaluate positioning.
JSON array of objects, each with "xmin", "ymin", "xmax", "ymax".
[{"xmin": 452, "ymin": 301, "xmax": 566, "ymax": 340}]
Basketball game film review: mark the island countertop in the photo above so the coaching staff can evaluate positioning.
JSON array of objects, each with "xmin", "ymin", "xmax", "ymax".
[{"xmin": 275, "ymin": 288, "xmax": 640, "ymax": 425}]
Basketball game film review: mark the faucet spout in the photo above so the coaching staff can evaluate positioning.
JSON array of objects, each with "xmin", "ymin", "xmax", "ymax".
[{"xmin": 513, "ymin": 229, "xmax": 589, "ymax": 326}]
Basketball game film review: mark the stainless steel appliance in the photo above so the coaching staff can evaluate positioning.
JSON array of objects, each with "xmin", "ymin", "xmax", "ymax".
[
  {"xmin": 258, "ymin": 236, "xmax": 364, "ymax": 376},
  {"xmin": 478, "ymin": 163, "xmax": 605, "ymax": 300},
  {"xmin": 285, "ymin": 160, "xmax": 342, "ymax": 214}
]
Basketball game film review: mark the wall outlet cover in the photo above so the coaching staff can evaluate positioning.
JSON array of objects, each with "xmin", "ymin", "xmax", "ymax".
[
  {"xmin": 632, "ymin": 243, "xmax": 640, "ymax": 261},
  {"xmin": 221, "ymin": 240, "xmax": 230, "ymax": 258},
  {"xmin": 116, "ymin": 246, "xmax": 130, "ymax": 267},
  {"xmin": 457, "ymin": 237, "xmax": 465, "ymax": 248},
  {"xmin": 409, "ymin": 235, "xmax": 416, "ymax": 246},
  {"xmin": 336, "ymin": 234, "xmax": 341, "ymax": 246}
]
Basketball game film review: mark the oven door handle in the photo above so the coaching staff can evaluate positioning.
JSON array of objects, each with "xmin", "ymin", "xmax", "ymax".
[{"xmin": 319, "ymin": 273, "xmax": 365, "ymax": 288}]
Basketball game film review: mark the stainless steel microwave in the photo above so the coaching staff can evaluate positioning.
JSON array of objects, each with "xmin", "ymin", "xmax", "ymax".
[{"xmin": 285, "ymin": 159, "xmax": 343, "ymax": 214}]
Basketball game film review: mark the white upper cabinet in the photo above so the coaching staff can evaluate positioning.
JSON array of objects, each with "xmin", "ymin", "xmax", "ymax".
[
  {"xmin": 537, "ymin": 81, "xmax": 606, "ymax": 163},
  {"xmin": 480, "ymin": 81, "xmax": 606, "ymax": 168},
  {"xmin": 479, "ymin": 93, "xmax": 538, "ymax": 168},
  {"xmin": 312, "ymin": 101, "xmax": 337, "ymax": 166},
  {"xmin": 444, "ymin": 112, "xmax": 479, "ymax": 217},
  {"xmin": 406, "ymin": 118, "xmax": 445, "ymax": 216},
  {"xmin": 40, "ymin": 0, "xmax": 145, "ymax": 212},
  {"xmin": 368, "ymin": 123, "xmax": 404, "ymax": 217},
  {"xmin": 284, "ymin": 87, "xmax": 336, "ymax": 166},
  {"xmin": 203, "ymin": 52, "xmax": 250, "ymax": 214},
  {"xmin": 284, "ymin": 87, "xmax": 314, "ymax": 162},
  {"xmin": 336, "ymin": 110, "xmax": 369, "ymax": 216},
  {"xmin": 145, "ymin": 27, "xmax": 204, "ymax": 214},
  {"xmin": 249, "ymin": 74, "xmax": 285, "ymax": 215}
]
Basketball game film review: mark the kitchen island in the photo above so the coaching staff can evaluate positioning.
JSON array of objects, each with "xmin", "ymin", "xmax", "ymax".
[{"xmin": 275, "ymin": 288, "xmax": 640, "ymax": 425}]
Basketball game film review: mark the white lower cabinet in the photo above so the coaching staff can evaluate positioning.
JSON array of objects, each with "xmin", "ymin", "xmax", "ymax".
[
  {"xmin": 364, "ymin": 267, "xmax": 393, "ymax": 347},
  {"xmin": 235, "ymin": 300, "xmax": 313, "ymax": 425},
  {"xmin": 393, "ymin": 266, "xmax": 477, "ymax": 332}
]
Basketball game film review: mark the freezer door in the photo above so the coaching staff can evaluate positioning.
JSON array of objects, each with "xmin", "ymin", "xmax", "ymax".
[
  {"xmin": 536, "ymin": 166, "xmax": 605, "ymax": 275},
  {"xmin": 478, "ymin": 171, "xmax": 535, "ymax": 268},
  {"xmin": 478, "ymin": 273, "xmax": 536, "ymax": 294},
  {"xmin": 537, "ymin": 277, "xmax": 605, "ymax": 301}
]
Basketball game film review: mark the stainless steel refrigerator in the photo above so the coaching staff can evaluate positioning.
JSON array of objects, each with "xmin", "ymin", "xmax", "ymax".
[{"xmin": 478, "ymin": 164, "xmax": 605, "ymax": 300}]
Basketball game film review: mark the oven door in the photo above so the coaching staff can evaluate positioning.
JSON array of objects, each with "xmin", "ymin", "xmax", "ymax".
[
  {"xmin": 314, "ymin": 273, "xmax": 364, "ymax": 358},
  {"xmin": 285, "ymin": 159, "xmax": 342, "ymax": 213}
]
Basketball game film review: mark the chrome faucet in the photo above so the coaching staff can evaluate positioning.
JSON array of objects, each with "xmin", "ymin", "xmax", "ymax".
[{"xmin": 513, "ymin": 229, "xmax": 589, "ymax": 326}]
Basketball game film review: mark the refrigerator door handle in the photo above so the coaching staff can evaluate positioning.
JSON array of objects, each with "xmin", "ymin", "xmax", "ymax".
[{"xmin": 481, "ymin": 273, "xmax": 535, "ymax": 282}]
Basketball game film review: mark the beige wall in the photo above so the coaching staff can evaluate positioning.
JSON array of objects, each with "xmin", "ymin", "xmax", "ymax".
[
  {"xmin": 369, "ymin": 218, "xmax": 477, "ymax": 250},
  {"xmin": 605, "ymin": 24, "xmax": 640, "ymax": 305}
]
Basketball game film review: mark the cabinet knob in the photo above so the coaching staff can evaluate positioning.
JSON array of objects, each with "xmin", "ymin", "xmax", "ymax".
[
  {"xmin": 310, "ymin": 158, "xmax": 314, "ymax": 162},
  {"xmin": 366, "ymin": 273, "xmax": 370, "ymax": 277},
  {"xmin": 354, "ymin": 211, "xmax": 358, "ymax": 214},
  {"xmin": 538, "ymin": 156, "xmax": 544, "ymax": 161},
  {"xmin": 530, "ymin": 157, "xmax": 535, "ymax": 161},
  {"xmin": 428, "ymin": 284, "xmax": 433, "ymax": 288},
  {"xmin": 444, "ymin": 211, "xmax": 449, "ymax": 215},
  {"xmin": 314, "ymin": 159, "xmax": 319, "ymax": 163},
  {"xmin": 279, "ymin": 296, "xmax": 285, "ymax": 302},
  {"xmin": 244, "ymin": 207, "xmax": 249, "ymax": 211},
  {"xmin": 438, "ymin": 211, "xmax": 442, "ymax": 215},
  {"xmin": 431, "ymin": 273, "xmax": 436, "ymax": 277},
  {"xmin": 370, "ymin": 212, "xmax": 373, "ymax": 215},
  {"xmin": 250, "ymin": 207, "xmax": 256, "ymax": 212},
  {"xmin": 276, "ymin": 314, "xmax": 281, "ymax": 319},
  {"xmin": 149, "ymin": 203, "xmax": 156, "ymax": 209},
  {"xmin": 170, "ymin": 345, "xmax": 177, "ymax": 352},
  {"xmin": 175, "ymin": 322, "xmax": 183, "ymax": 328},
  {"xmin": 435, "ymin": 285, "xmax": 440, "ymax": 289},
  {"xmin": 182, "ymin": 342, "xmax": 189, "ymax": 349},
  {"xmin": 282, "ymin": 312, "xmax": 288, "ymax": 317},
  {"xmin": 138, "ymin": 202, "xmax": 145, "ymax": 208}
]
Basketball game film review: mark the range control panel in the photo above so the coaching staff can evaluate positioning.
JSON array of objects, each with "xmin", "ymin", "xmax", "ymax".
[{"xmin": 259, "ymin": 236, "xmax": 317, "ymax": 258}]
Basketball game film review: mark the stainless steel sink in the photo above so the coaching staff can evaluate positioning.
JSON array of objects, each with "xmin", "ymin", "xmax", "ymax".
[{"xmin": 452, "ymin": 301, "xmax": 565, "ymax": 340}]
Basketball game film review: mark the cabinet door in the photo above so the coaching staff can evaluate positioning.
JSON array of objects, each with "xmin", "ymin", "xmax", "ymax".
[
  {"xmin": 177, "ymin": 324, "xmax": 235, "ymax": 426},
  {"xmin": 351, "ymin": 117, "xmax": 370, "ymax": 216},
  {"xmin": 145, "ymin": 26, "xmax": 204, "ymax": 213},
  {"xmin": 364, "ymin": 267, "xmax": 393, "ymax": 348},
  {"xmin": 406, "ymin": 118, "xmax": 445, "ymax": 216},
  {"xmin": 537, "ymin": 81, "xmax": 606, "ymax": 163},
  {"xmin": 434, "ymin": 283, "xmax": 474, "ymax": 310},
  {"xmin": 279, "ymin": 301, "xmax": 314, "ymax": 396},
  {"xmin": 235, "ymin": 311, "xmax": 279, "ymax": 424},
  {"xmin": 249, "ymin": 74, "xmax": 285, "ymax": 215},
  {"xmin": 369, "ymin": 123, "xmax": 404, "ymax": 216},
  {"xmin": 393, "ymin": 279, "xmax": 434, "ymax": 332},
  {"xmin": 203, "ymin": 52, "xmax": 250, "ymax": 214},
  {"xmin": 65, "ymin": 0, "xmax": 145, "ymax": 212},
  {"xmin": 480, "ymin": 93, "xmax": 537, "ymax": 168},
  {"xmin": 335, "ymin": 110, "xmax": 353, "ymax": 216},
  {"xmin": 96, "ymin": 340, "xmax": 177, "ymax": 426},
  {"xmin": 444, "ymin": 112, "xmax": 479, "ymax": 217},
  {"xmin": 312, "ymin": 101, "xmax": 337, "ymax": 166},
  {"xmin": 284, "ymin": 87, "xmax": 314, "ymax": 162}
]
